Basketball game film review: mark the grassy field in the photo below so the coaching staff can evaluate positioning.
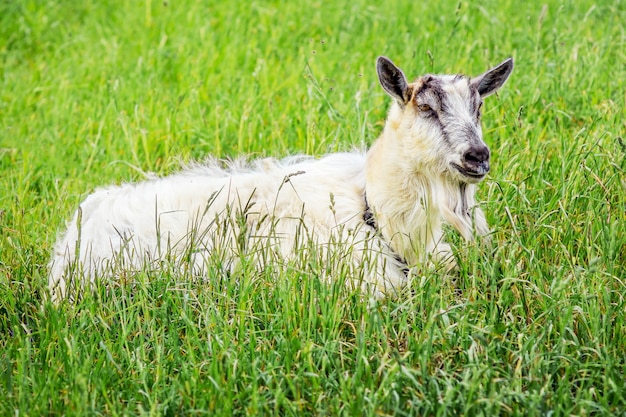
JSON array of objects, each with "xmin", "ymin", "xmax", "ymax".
[{"xmin": 1, "ymin": 0, "xmax": 625, "ymax": 415}]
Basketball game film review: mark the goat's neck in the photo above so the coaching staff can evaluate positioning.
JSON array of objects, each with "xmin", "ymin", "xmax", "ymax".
[
  {"xmin": 364, "ymin": 121, "xmax": 486, "ymax": 265},
  {"xmin": 364, "ymin": 124, "xmax": 446, "ymax": 265}
]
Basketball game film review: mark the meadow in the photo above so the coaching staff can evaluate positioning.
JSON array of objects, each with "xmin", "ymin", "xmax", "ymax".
[{"xmin": 1, "ymin": 0, "xmax": 625, "ymax": 415}]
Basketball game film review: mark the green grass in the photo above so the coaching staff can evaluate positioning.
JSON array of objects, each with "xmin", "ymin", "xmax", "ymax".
[{"xmin": 1, "ymin": 0, "xmax": 625, "ymax": 415}]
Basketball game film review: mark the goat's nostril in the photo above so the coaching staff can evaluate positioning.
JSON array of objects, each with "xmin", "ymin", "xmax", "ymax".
[{"xmin": 463, "ymin": 146, "xmax": 490, "ymax": 165}]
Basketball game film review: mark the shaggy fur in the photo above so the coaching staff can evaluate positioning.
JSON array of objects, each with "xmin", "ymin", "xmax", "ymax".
[{"xmin": 49, "ymin": 56, "xmax": 513, "ymax": 302}]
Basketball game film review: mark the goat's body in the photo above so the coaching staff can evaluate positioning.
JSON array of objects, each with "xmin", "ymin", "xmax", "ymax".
[
  {"xmin": 49, "ymin": 152, "xmax": 409, "ymax": 301},
  {"xmin": 49, "ymin": 56, "xmax": 513, "ymax": 302}
]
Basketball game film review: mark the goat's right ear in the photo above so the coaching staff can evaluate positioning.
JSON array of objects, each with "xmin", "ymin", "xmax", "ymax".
[{"xmin": 377, "ymin": 56, "xmax": 410, "ymax": 105}]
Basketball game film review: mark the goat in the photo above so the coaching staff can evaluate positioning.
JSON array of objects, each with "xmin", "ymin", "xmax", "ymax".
[{"xmin": 49, "ymin": 56, "xmax": 513, "ymax": 302}]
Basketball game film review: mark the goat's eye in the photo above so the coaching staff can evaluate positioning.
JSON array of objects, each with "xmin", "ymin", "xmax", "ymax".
[
  {"xmin": 418, "ymin": 104, "xmax": 432, "ymax": 112},
  {"xmin": 476, "ymin": 102, "xmax": 483, "ymax": 118}
]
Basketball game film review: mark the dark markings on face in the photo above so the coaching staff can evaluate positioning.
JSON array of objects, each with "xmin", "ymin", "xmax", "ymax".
[
  {"xmin": 413, "ymin": 75, "xmax": 432, "ymax": 97},
  {"xmin": 413, "ymin": 76, "xmax": 454, "ymax": 144},
  {"xmin": 414, "ymin": 85, "xmax": 450, "ymax": 144},
  {"xmin": 439, "ymin": 120, "xmax": 452, "ymax": 145},
  {"xmin": 467, "ymin": 80, "xmax": 483, "ymax": 116},
  {"xmin": 415, "ymin": 76, "xmax": 449, "ymax": 113}
]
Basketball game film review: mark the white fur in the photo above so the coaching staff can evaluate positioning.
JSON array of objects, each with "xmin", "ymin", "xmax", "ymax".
[{"xmin": 49, "ymin": 57, "xmax": 512, "ymax": 302}]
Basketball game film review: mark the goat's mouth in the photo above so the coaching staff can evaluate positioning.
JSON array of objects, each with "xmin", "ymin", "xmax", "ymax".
[{"xmin": 451, "ymin": 162, "xmax": 490, "ymax": 182}]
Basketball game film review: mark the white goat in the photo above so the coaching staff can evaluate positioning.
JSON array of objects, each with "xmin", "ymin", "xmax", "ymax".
[{"xmin": 49, "ymin": 56, "xmax": 513, "ymax": 302}]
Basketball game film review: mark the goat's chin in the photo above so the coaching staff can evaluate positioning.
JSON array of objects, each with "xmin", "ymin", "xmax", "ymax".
[{"xmin": 450, "ymin": 163, "xmax": 488, "ymax": 184}]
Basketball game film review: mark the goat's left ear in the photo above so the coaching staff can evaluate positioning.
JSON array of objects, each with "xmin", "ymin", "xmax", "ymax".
[
  {"xmin": 470, "ymin": 58, "xmax": 514, "ymax": 98},
  {"xmin": 377, "ymin": 56, "xmax": 410, "ymax": 105}
]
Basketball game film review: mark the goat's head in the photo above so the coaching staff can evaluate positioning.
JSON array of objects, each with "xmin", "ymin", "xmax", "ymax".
[{"xmin": 376, "ymin": 56, "xmax": 513, "ymax": 184}]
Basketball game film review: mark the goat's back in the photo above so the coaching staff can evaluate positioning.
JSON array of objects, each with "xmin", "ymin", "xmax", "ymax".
[{"xmin": 49, "ymin": 151, "xmax": 372, "ymax": 299}]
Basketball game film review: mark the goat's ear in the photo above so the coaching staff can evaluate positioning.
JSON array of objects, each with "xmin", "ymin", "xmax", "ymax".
[
  {"xmin": 470, "ymin": 58, "xmax": 514, "ymax": 98},
  {"xmin": 377, "ymin": 56, "xmax": 410, "ymax": 105}
]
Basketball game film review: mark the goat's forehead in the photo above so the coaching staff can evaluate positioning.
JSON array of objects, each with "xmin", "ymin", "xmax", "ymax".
[{"xmin": 412, "ymin": 74, "xmax": 477, "ymax": 103}]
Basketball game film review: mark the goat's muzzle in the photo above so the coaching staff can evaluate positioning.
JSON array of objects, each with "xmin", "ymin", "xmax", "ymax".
[{"xmin": 452, "ymin": 144, "xmax": 491, "ymax": 182}]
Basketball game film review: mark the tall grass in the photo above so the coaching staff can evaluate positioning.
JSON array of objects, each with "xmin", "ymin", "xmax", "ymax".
[{"xmin": 1, "ymin": 0, "xmax": 625, "ymax": 415}]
